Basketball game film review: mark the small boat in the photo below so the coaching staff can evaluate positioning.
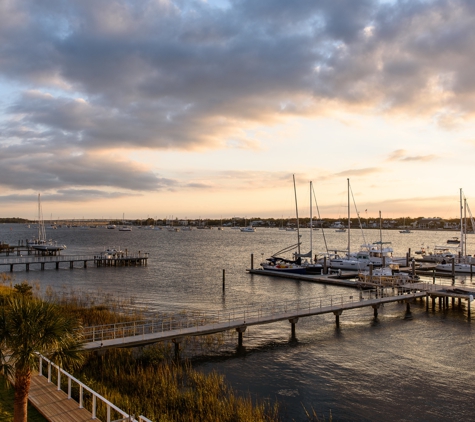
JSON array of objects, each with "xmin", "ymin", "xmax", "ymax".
[
  {"xmin": 335, "ymin": 228, "xmax": 346, "ymax": 232},
  {"xmin": 435, "ymin": 262, "xmax": 475, "ymax": 273},
  {"xmin": 399, "ymin": 229, "xmax": 412, "ymax": 234},
  {"xmin": 119, "ymin": 226, "xmax": 132, "ymax": 231},
  {"xmin": 447, "ymin": 237, "xmax": 460, "ymax": 244},
  {"xmin": 107, "ymin": 224, "xmax": 116, "ymax": 229},
  {"xmin": 240, "ymin": 226, "xmax": 256, "ymax": 232}
]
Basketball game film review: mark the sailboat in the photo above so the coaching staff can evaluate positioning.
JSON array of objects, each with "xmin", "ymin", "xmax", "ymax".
[
  {"xmin": 119, "ymin": 213, "xmax": 132, "ymax": 231},
  {"xmin": 260, "ymin": 175, "xmax": 309, "ymax": 274},
  {"xmin": 28, "ymin": 194, "xmax": 66, "ymax": 253},
  {"xmin": 436, "ymin": 189, "xmax": 474, "ymax": 273},
  {"xmin": 399, "ymin": 217, "xmax": 412, "ymax": 233}
]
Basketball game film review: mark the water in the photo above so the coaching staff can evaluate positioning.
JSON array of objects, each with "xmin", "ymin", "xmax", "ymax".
[{"xmin": 1, "ymin": 225, "xmax": 475, "ymax": 421}]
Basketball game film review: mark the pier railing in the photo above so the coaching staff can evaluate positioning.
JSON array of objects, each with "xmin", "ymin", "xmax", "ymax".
[
  {"xmin": 37, "ymin": 353, "xmax": 152, "ymax": 422},
  {"xmin": 82, "ymin": 285, "xmax": 430, "ymax": 343}
]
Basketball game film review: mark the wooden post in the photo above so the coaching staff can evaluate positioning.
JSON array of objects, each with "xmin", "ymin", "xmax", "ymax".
[
  {"xmin": 324, "ymin": 256, "xmax": 327, "ymax": 274},
  {"xmin": 452, "ymin": 257, "xmax": 455, "ymax": 280},
  {"xmin": 372, "ymin": 304, "xmax": 379, "ymax": 318},
  {"xmin": 426, "ymin": 294, "xmax": 429, "ymax": 311},
  {"xmin": 173, "ymin": 339, "xmax": 181, "ymax": 359},
  {"xmin": 222, "ymin": 269, "xmax": 225, "ymax": 293},
  {"xmin": 406, "ymin": 252, "xmax": 409, "ymax": 267},
  {"xmin": 251, "ymin": 254, "xmax": 254, "ymax": 270},
  {"xmin": 411, "ymin": 259, "xmax": 415, "ymax": 277}
]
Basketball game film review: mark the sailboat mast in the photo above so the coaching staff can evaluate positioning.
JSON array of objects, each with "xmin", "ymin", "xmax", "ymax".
[
  {"xmin": 293, "ymin": 174, "xmax": 301, "ymax": 255},
  {"xmin": 310, "ymin": 181, "xmax": 313, "ymax": 261},
  {"xmin": 347, "ymin": 178, "xmax": 350, "ymax": 256},
  {"xmin": 460, "ymin": 188, "xmax": 463, "ymax": 257},
  {"xmin": 464, "ymin": 197, "xmax": 467, "ymax": 257}
]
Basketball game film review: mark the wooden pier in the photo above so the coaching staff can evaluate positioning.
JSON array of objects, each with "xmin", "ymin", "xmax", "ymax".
[{"xmin": 0, "ymin": 253, "xmax": 148, "ymax": 272}]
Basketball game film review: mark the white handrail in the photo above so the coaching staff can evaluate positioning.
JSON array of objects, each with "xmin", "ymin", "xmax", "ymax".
[{"xmin": 37, "ymin": 353, "xmax": 153, "ymax": 422}]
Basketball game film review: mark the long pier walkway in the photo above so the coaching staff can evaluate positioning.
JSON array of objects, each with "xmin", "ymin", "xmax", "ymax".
[
  {"xmin": 0, "ymin": 253, "xmax": 148, "ymax": 272},
  {"xmin": 83, "ymin": 285, "xmax": 444, "ymax": 352}
]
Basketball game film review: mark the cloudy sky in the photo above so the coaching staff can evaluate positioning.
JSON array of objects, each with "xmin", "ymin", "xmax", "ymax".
[{"xmin": 1, "ymin": 0, "xmax": 474, "ymax": 220}]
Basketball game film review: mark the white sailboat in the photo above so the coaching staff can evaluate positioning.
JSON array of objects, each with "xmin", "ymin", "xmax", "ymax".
[{"xmin": 28, "ymin": 194, "xmax": 66, "ymax": 253}]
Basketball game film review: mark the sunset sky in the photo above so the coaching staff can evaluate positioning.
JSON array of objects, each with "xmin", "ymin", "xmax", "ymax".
[{"xmin": 1, "ymin": 0, "xmax": 475, "ymax": 220}]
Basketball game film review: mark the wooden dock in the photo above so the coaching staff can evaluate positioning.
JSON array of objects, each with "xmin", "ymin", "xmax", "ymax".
[
  {"xmin": 0, "ymin": 253, "xmax": 148, "ymax": 272},
  {"xmin": 28, "ymin": 374, "xmax": 95, "ymax": 421}
]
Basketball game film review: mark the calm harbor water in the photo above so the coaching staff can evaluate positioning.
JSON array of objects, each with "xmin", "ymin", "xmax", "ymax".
[{"xmin": 1, "ymin": 224, "xmax": 475, "ymax": 421}]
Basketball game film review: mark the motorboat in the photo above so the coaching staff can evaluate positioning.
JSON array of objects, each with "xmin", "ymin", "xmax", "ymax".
[
  {"xmin": 447, "ymin": 237, "xmax": 460, "ymax": 244},
  {"xmin": 240, "ymin": 226, "xmax": 256, "ymax": 232},
  {"xmin": 119, "ymin": 226, "xmax": 132, "ymax": 231},
  {"xmin": 107, "ymin": 224, "xmax": 116, "ymax": 229},
  {"xmin": 358, "ymin": 264, "xmax": 417, "ymax": 285},
  {"xmin": 399, "ymin": 229, "xmax": 412, "ymax": 233}
]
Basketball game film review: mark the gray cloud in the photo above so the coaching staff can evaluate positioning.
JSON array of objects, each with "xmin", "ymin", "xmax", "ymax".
[{"xmin": 1, "ymin": 0, "xmax": 474, "ymax": 196}]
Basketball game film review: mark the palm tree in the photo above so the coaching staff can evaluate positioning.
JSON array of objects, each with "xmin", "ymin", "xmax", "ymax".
[{"xmin": 0, "ymin": 296, "xmax": 84, "ymax": 422}]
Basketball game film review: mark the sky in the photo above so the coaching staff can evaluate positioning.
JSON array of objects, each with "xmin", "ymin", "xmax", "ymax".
[{"xmin": 1, "ymin": 0, "xmax": 475, "ymax": 220}]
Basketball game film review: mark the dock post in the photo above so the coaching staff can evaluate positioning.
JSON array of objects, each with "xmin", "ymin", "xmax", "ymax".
[
  {"xmin": 426, "ymin": 294, "xmax": 429, "ymax": 311},
  {"xmin": 222, "ymin": 269, "xmax": 225, "ymax": 293},
  {"xmin": 289, "ymin": 317, "xmax": 299, "ymax": 339},
  {"xmin": 406, "ymin": 252, "xmax": 409, "ymax": 267},
  {"xmin": 411, "ymin": 259, "xmax": 415, "ymax": 278},
  {"xmin": 333, "ymin": 310, "xmax": 342, "ymax": 328},
  {"xmin": 405, "ymin": 301, "xmax": 412, "ymax": 318},
  {"xmin": 452, "ymin": 297, "xmax": 455, "ymax": 307},
  {"xmin": 84, "ymin": 260, "xmax": 87, "ymax": 268},
  {"xmin": 372, "ymin": 304, "xmax": 380, "ymax": 318},
  {"xmin": 468, "ymin": 298, "xmax": 471, "ymax": 320},
  {"xmin": 172, "ymin": 339, "xmax": 181, "ymax": 360},
  {"xmin": 324, "ymin": 256, "xmax": 327, "ymax": 274},
  {"xmin": 236, "ymin": 326, "xmax": 247, "ymax": 347},
  {"xmin": 70, "ymin": 261, "xmax": 73, "ymax": 269},
  {"xmin": 433, "ymin": 269, "xmax": 436, "ymax": 284},
  {"xmin": 452, "ymin": 258, "xmax": 455, "ymax": 281},
  {"xmin": 26, "ymin": 263, "xmax": 29, "ymax": 272},
  {"xmin": 251, "ymin": 254, "xmax": 254, "ymax": 270},
  {"xmin": 432, "ymin": 296, "xmax": 436, "ymax": 309}
]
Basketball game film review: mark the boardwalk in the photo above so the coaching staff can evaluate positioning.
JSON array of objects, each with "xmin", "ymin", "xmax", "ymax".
[
  {"xmin": 28, "ymin": 374, "xmax": 94, "ymax": 422},
  {"xmin": 83, "ymin": 286, "xmax": 432, "ymax": 351}
]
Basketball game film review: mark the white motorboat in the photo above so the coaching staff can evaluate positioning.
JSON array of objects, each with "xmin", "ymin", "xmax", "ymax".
[
  {"xmin": 240, "ymin": 226, "xmax": 256, "ymax": 232},
  {"xmin": 119, "ymin": 226, "xmax": 132, "ymax": 231}
]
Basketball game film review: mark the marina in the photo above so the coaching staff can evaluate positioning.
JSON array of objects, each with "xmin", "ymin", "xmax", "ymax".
[{"xmin": 2, "ymin": 224, "xmax": 475, "ymax": 421}]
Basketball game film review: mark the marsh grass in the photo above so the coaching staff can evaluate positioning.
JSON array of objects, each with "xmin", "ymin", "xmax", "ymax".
[
  {"xmin": 73, "ymin": 348, "xmax": 280, "ymax": 422},
  {"xmin": 1, "ymin": 277, "xmax": 281, "ymax": 421}
]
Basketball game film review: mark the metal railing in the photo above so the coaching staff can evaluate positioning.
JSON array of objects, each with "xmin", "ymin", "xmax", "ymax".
[
  {"xmin": 37, "ymin": 354, "xmax": 152, "ymax": 422},
  {"xmin": 83, "ymin": 286, "xmax": 429, "ymax": 343}
]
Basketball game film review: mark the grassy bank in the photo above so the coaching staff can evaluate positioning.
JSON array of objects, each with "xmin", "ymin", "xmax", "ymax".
[{"xmin": 1, "ymin": 277, "xmax": 280, "ymax": 421}]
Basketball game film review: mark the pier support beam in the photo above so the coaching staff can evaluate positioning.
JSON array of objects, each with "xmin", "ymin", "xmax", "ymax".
[
  {"xmin": 468, "ymin": 299, "xmax": 471, "ymax": 320},
  {"xmin": 372, "ymin": 304, "xmax": 380, "ymax": 318},
  {"xmin": 289, "ymin": 317, "xmax": 299, "ymax": 339},
  {"xmin": 236, "ymin": 326, "xmax": 247, "ymax": 347},
  {"xmin": 172, "ymin": 338, "xmax": 181, "ymax": 359},
  {"xmin": 333, "ymin": 310, "xmax": 342, "ymax": 328}
]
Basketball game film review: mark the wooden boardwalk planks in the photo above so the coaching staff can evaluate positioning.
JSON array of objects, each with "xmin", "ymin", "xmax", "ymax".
[{"xmin": 28, "ymin": 374, "xmax": 95, "ymax": 422}]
